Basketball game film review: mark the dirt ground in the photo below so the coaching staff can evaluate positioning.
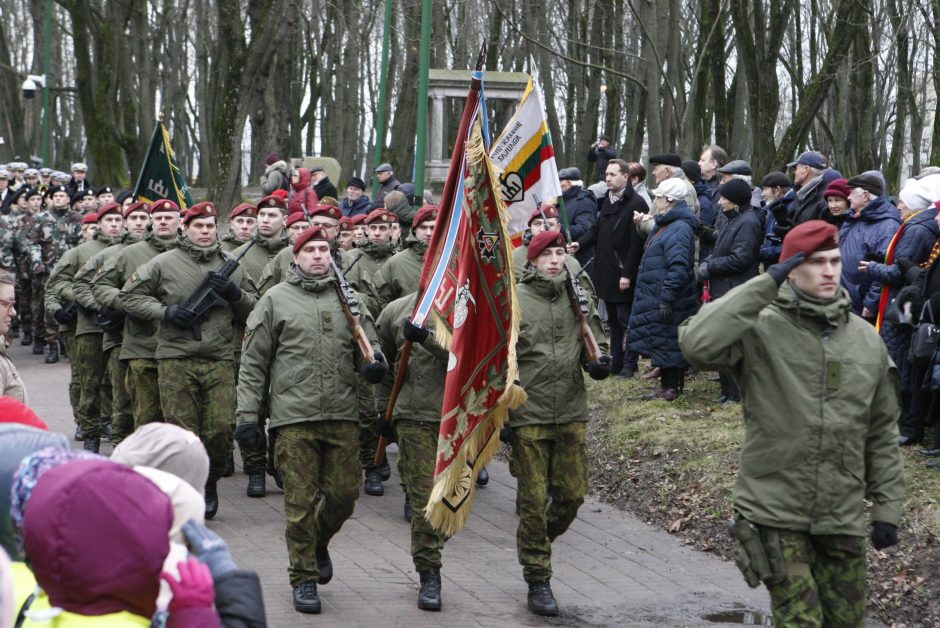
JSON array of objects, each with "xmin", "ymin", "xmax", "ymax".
[{"xmin": 583, "ymin": 369, "xmax": 940, "ymax": 628}]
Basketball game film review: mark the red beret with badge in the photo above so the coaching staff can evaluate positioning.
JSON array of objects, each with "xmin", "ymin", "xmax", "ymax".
[
  {"xmin": 183, "ymin": 201, "xmax": 218, "ymax": 225},
  {"xmin": 364, "ymin": 209, "xmax": 395, "ymax": 225},
  {"xmin": 258, "ymin": 195, "xmax": 289, "ymax": 212},
  {"xmin": 308, "ymin": 204, "xmax": 342, "ymax": 221},
  {"xmin": 528, "ymin": 205, "xmax": 559, "ymax": 226},
  {"xmin": 339, "ymin": 216, "xmax": 354, "ymax": 232},
  {"xmin": 230, "ymin": 203, "xmax": 257, "ymax": 219},
  {"xmin": 412, "ymin": 204, "xmax": 439, "ymax": 228},
  {"xmin": 527, "ymin": 230, "xmax": 567, "ymax": 262},
  {"xmin": 286, "ymin": 212, "xmax": 309, "ymax": 228},
  {"xmin": 151, "ymin": 199, "xmax": 181, "ymax": 215},
  {"xmin": 96, "ymin": 202, "xmax": 123, "ymax": 221},
  {"xmin": 122, "ymin": 201, "xmax": 151, "ymax": 218},
  {"xmin": 293, "ymin": 225, "xmax": 332, "ymax": 254}
]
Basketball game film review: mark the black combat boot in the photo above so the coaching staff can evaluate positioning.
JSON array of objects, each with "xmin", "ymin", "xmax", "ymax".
[
  {"xmin": 45, "ymin": 343, "xmax": 59, "ymax": 364},
  {"xmin": 100, "ymin": 419, "xmax": 112, "ymax": 442},
  {"xmin": 246, "ymin": 472, "xmax": 266, "ymax": 498},
  {"xmin": 316, "ymin": 545, "xmax": 332, "ymax": 585},
  {"xmin": 32, "ymin": 340, "xmax": 44, "ymax": 355},
  {"xmin": 363, "ymin": 468, "xmax": 384, "ymax": 496},
  {"xmin": 476, "ymin": 466, "xmax": 489, "ymax": 487},
  {"xmin": 82, "ymin": 435, "xmax": 100, "ymax": 453},
  {"xmin": 221, "ymin": 453, "xmax": 234, "ymax": 477},
  {"xmin": 377, "ymin": 456, "xmax": 391, "ymax": 481},
  {"xmin": 403, "ymin": 492, "xmax": 412, "ymax": 523},
  {"xmin": 74, "ymin": 424, "xmax": 84, "ymax": 441},
  {"xmin": 204, "ymin": 481, "xmax": 219, "ymax": 520},
  {"xmin": 20, "ymin": 331, "xmax": 32, "ymax": 346},
  {"xmin": 527, "ymin": 581, "xmax": 559, "ymax": 616},
  {"xmin": 292, "ymin": 581, "xmax": 321, "ymax": 614},
  {"xmin": 417, "ymin": 568, "xmax": 442, "ymax": 611}
]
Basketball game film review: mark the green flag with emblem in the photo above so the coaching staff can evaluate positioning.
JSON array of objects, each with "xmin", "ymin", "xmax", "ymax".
[{"xmin": 133, "ymin": 121, "xmax": 194, "ymax": 209}]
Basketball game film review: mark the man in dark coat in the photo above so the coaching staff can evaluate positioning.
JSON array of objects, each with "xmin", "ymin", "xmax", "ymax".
[
  {"xmin": 759, "ymin": 172, "xmax": 794, "ymax": 265},
  {"xmin": 374, "ymin": 163, "xmax": 402, "ymax": 205},
  {"xmin": 698, "ymin": 178, "xmax": 763, "ymax": 403},
  {"xmin": 340, "ymin": 176, "xmax": 372, "ymax": 217},
  {"xmin": 586, "ymin": 135, "xmax": 618, "ymax": 183},
  {"xmin": 628, "ymin": 179, "xmax": 699, "ymax": 401},
  {"xmin": 310, "ymin": 166, "xmax": 338, "ymax": 201},
  {"xmin": 787, "ymin": 151, "xmax": 830, "ymax": 227},
  {"xmin": 558, "ymin": 167, "xmax": 597, "ymax": 266},
  {"xmin": 568, "ymin": 158, "xmax": 645, "ymax": 377}
]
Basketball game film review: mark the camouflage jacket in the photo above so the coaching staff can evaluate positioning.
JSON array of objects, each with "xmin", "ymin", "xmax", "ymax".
[
  {"xmin": 0, "ymin": 214, "xmax": 28, "ymax": 271},
  {"xmin": 27, "ymin": 206, "xmax": 82, "ymax": 274}
]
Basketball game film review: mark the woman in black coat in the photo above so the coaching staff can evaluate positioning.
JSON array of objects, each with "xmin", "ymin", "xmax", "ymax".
[
  {"xmin": 570, "ymin": 159, "xmax": 647, "ymax": 376},
  {"xmin": 698, "ymin": 179, "xmax": 763, "ymax": 402},
  {"xmin": 628, "ymin": 180, "xmax": 700, "ymax": 400}
]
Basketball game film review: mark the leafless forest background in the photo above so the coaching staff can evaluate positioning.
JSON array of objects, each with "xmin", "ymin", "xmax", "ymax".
[{"xmin": 0, "ymin": 0, "xmax": 937, "ymax": 208}]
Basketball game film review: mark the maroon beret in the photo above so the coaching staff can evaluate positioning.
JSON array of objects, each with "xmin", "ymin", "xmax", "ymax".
[
  {"xmin": 349, "ymin": 214, "xmax": 368, "ymax": 226},
  {"xmin": 82, "ymin": 212, "xmax": 98, "ymax": 225},
  {"xmin": 412, "ymin": 204, "xmax": 439, "ymax": 228},
  {"xmin": 364, "ymin": 209, "xmax": 395, "ymax": 225},
  {"xmin": 258, "ymin": 195, "xmax": 288, "ymax": 211},
  {"xmin": 527, "ymin": 230, "xmax": 567, "ymax": 262},
  {"xmin": 230, "ymin": 203, "xmax": 257, "ymax": 219},
  {"xmin": 183, "ymin": 202, "xmax": 218, "ymax": 225},
  {"xmin": 96, "ymin": 202, "xmax": 122, "ymax": 221},
  {"xmin": 286, "ymin": 212, "xmax": 309, "ymax": 228},
  {"xmin": 528, "ymin": 205, "xmax": 559, "ymax": 226},
  {"xmin": 308, "ymin": 204, "xmax": 341, "ymax": 221},
  {"xmin": 339, "ymin": 216, "xmax": 354, "ymax": 231},
  {"xmin": 780, "ymin": 220, "xmax": 839, "ymax": 263},
  {"xmin": 150, "ymin": 199, "xmax": 181, "ymax": 214},
  {"xmin": 293, "ymin": 225, "xmax": 332, "ymax": 255},
  {"xmin": 122, "ymin": 201, "xmax": 151, "ymax": 218}
]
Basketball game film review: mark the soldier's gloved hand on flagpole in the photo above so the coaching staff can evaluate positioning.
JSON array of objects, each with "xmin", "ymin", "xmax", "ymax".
[
  {"xmin": 164, "ymin": 304, "xmax": 198, "ymax": 327},
  {"xmin": 499, "ymin": 424, "xmax": 514, "ymax": 444},
  {"xmin": 402, "ymin": 320, "xmax": 429, "ymax": 344},
  {"xmin": 361, "ymin": 352, "xmax": 388, "ymax": 383},
  {"xmin": 375, "ymin": 413, "xmax": 395, "ymax": 440},
  {"xmin": 234, "ymin": 422, "xmax": 264, "ymax": 450},
  {"xmin": 587, "ymin": 355, "xmax": 612, "ymax": 380},
  {"xmin": 208, "ymin": 271, "xmax": 242, "ymax": 302}
]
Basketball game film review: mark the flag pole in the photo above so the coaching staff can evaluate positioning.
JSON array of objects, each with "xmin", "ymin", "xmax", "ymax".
[{"xmin": 374, "ymin": 42, "xmax": 486, "ymax": 465}]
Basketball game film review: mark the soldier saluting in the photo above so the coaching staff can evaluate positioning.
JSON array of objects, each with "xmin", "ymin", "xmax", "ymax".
[
  {"xmin": 121, "ymin": 202, "xmax": 256, "ymax": 519},
  {"xmin": 234, "ymin": 225, "xmax": 387, "ymax": 615}
]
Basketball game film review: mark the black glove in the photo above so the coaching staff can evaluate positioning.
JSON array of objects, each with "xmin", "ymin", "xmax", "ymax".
[
  {"xmin": 771, "ymin": 223, "xmax": 791, "ymax": 239},
  {"xmin": 587, "ymin": 354, "xmax": 612, "ymax": 381},
  {"xmin": 234, "ymin": 422, "xmax": 264, "ymax": 450},
  {"xmin": 208, "ymin": 271, "xmax": 242, "ymax": 302},
  {"xmin": 53, "ymin": 302, "xmax": 78, "ymax": 325},
  {"xmin": 659, "ymin": 301, "xmax": 673, "ymax": 323},
  {"xmin": 181, "ymin": 519, "xmax": 239, "ymax": 578},
  {"xmin": 771, "ymin": 203, "xmax": 791, "ymax": 227},
  {"xmin": 164, "ymin": 304, "xmax": 198, "ymax": 327},
  {"xmin": 499, "ymin": 424, "xmax": 514, "ymax": 444},
  {"xmin": 766, "ymin": 252, "xmax": 807, "ymax": 285},
  {"xmin": 871, "ymin": 521, "xmax": 898, "ymax": 550},
  {"xmin": 361, "ymin": 352, "xmax": 388, "ymax": 383},
  {"xmin": 95, "ymin": 308, "xmax": 125, "ymax": 331},
  {"xmin": 375, "ymin": 413, "xmax": 395, "ymax": 440},
  {"xmin": 402, "ymin": 320, "xmax": 429, "ymax": 344}
]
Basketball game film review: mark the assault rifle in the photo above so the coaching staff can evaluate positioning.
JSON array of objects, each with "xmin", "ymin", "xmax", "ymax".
[
  {"xmin": 564, "ymin": 258, "xmax": 601, "ymax": 364},
  {"xmin": 180, "ymin": 239, "xmax": 256, "ymax": 341},
  {"xmin": 330, "ymin": 257, "xmax": 375, "ymax": 364}
]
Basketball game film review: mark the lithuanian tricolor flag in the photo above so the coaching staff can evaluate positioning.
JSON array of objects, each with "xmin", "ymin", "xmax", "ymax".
[{"xmin": 490, "ymin": 77, "xmax": 563, "ymax": 238}]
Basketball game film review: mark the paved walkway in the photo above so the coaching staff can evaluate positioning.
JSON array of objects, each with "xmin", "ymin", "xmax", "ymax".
[{"xmin": 17, "ymin": 341, "xmax": 772, "ymax": 627}]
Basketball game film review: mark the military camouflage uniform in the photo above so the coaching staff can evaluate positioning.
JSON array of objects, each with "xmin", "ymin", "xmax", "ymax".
[
  {"xmin": 370, "ymin": 236, "xmax": 428, "ymax": 311},
  {"xmin": 93, "ymin": 233, "xmax": 178, "ymax": 427},
  {"xmin": 510, "ymin": 267, "xmax": 608, "ymax": 585},
  {"xmin": 121, "ymin": 235, "xmax": 256, "ymax": 483},
  {"xmin": 43, "ymin": 249, "xmax": 80, "ymax": 423},
  {"xmin": 14, "ymin": 212, "xmax": 37, "ymax": 338},
  {"xmin": 236, "ymin": 267, "xmax": 380, "ymax": 585},
  {"xmin": 375, "ymin": 293, "xmax": 448, "ymax": 571},
  {"xmin": 27, "ymin": 205, "xmax": 82, "ymax": 345},
  {"xmin": 232, "ymin": 232, "xmax": 289, "ymax": 475}
]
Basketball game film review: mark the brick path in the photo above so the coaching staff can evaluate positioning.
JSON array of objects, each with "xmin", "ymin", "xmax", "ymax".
[{"xmin": 17, "ymin": 342, "xmax": 775, "ymax": 627}]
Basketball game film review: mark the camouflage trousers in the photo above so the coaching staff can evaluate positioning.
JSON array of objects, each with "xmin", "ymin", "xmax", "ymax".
[
  {"xmin": 14, "ymin": 273, "xmax": 31, "ymax": 333},
  {"xmin": 74, "ymin": 333, "xmax": 106, "ymax": 439},
  {"xmin": 107, "ymin": 348, "xmax": 133, "ymax": 445},
  {"xmin": 30, "ymin": 273, "xmax": 56, "ymax": 345},
  {"xmin": 512, "ymin": 421, "xmax": 588, "ymax": 584},
  {"xmin": 234, "ymin": 350, "xmax": 267, "ymax": 474},
  {"xmin": 357, "ymin": 373, "xmax": 380, "ymax": 470},
  {"xmin": 764, "ymin": 529, "xmax": 866, "ymax": 628},
  {"xmin": 100, "ymin": 347, "xmax": 113, "ymax": 422},
  {"xmin": 158, "ymin": 358, "xmax": 235, "ymax": 485},
  {"xmin": 275, "ymin": 420, "xmax": 360, "ymax": 586},
  {"xmin": 128, "ymin": 358, "xmax": 164, "ymax": 426},
  {"xmin": 60, "ymin": 330, "xmax": 80, "ymax": 422},
  {"xmin": 396, "ymin": 420, "xmax": 447, "ymax": 571}
]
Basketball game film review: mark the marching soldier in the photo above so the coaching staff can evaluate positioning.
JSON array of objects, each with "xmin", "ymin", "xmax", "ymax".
[
  {"xmin": 371, "ymin": 204, "xmax": 438, "ymax": 311},
  {"xmin": 337, "ymin": 217, "xmax": 355, "ymax": 251},
  {"xmin": 510, "ymin": 230, "xmax": 610, "ymax": 616},
  {"xmin": 344, "ymin": 208, "xmax": 398, "ymax": 495},
  {"xmin": 514, "ymin": 205, "xmax": 596, "ymax": 303},
  {"xmin": 121, "ymin": 202, "xmax": 256, "ymax": 518},
  {"xmin": 27, "ymin": 184, "xmax": 82, "ymax": 362},
  {"xmin": 75, "ymin": 200, "xmax": 152, "ymax": 445},
  {"xmin": 46, "ymin": 202, "xmax": 125, "ymax": 452},
  {"xmin": 14, "ymin": 188, "xmax": 43, "ymax": 346},
  {"xmin": 234, "ymin": 225, "xmax": 387, "ymax": 614},
  {"xmin": 232, "ymin": 194, "xmax": 290, "ymax": 497},
  {"xmin": 374, "ymin": 291, "xmax": 448, "ymax": 610},
  {"xmin": 221, "ymin": 202, "xmax": 258, "ymax": 252},
  {"xmin": 93, "ymin": 200, "xmax": 181, "ymax": 428}
]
